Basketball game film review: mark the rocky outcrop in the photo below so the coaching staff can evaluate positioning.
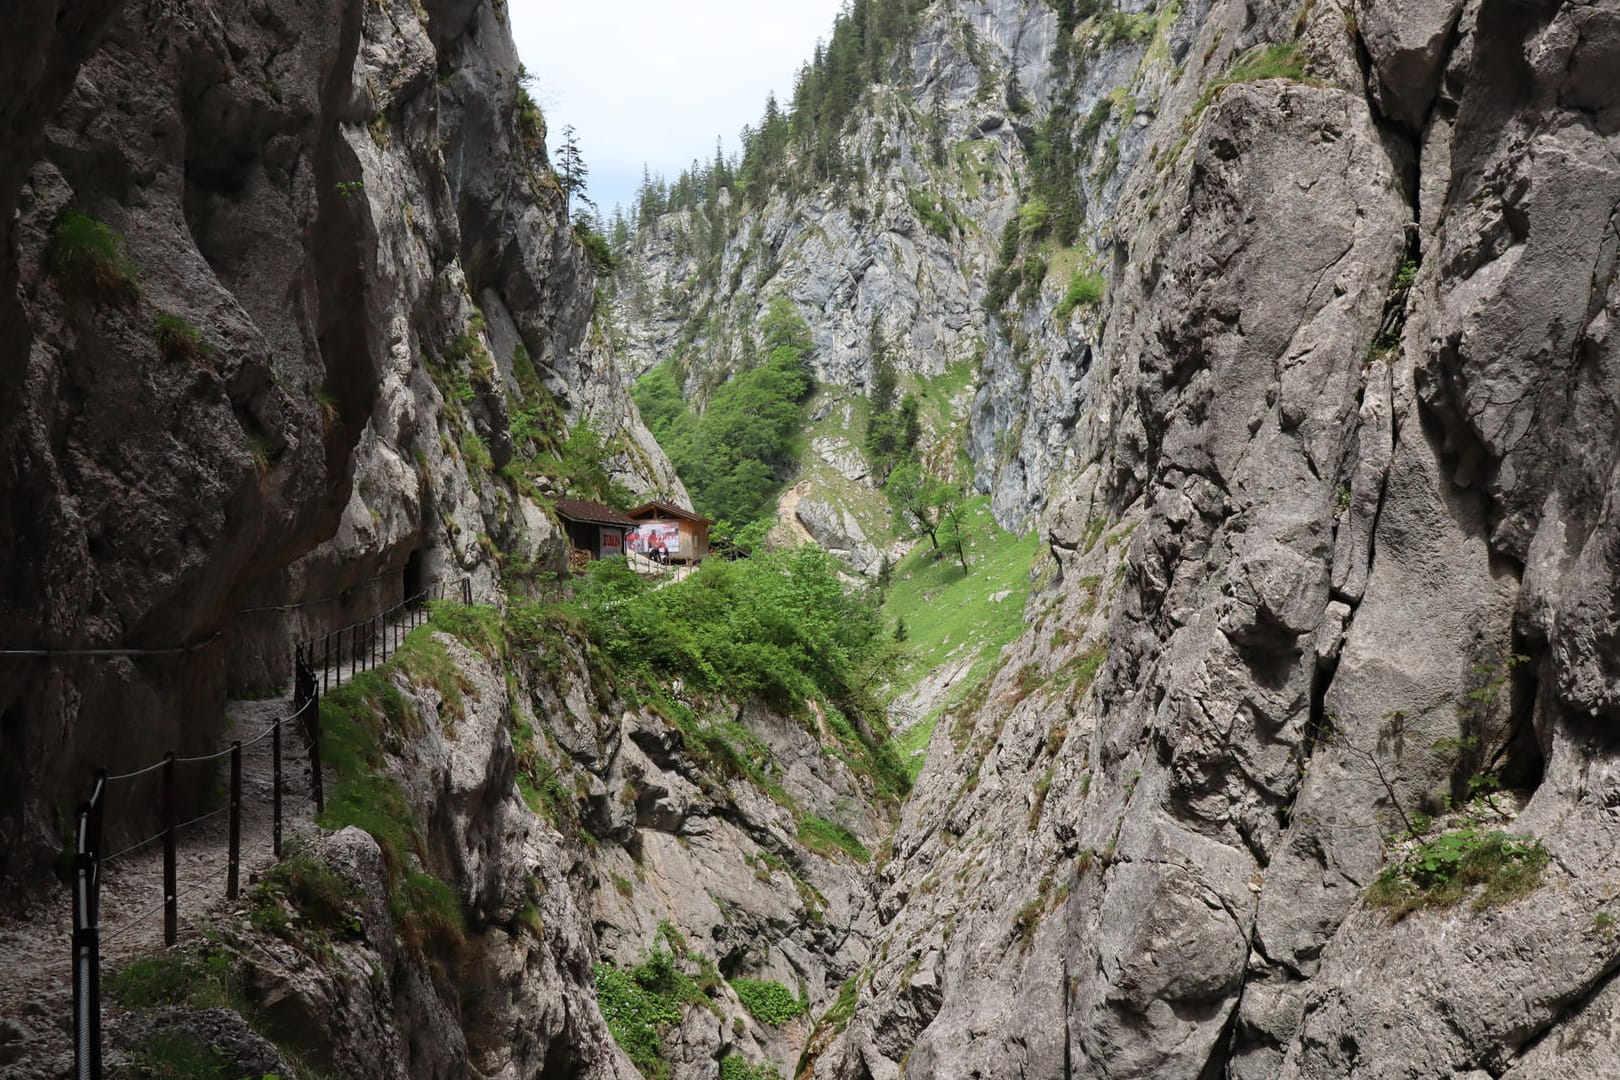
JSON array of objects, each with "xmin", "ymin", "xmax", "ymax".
[
  {"xmin": 807, "ymin": 0, "xmax": 1620, "ymax": 1078},
  {"xmin": 796, "ymin": 496, "xmax": 885, "ymax": 577},
  {"xmin": 0, "ymin": 0, "xmax": 679, "ymax": 880}
]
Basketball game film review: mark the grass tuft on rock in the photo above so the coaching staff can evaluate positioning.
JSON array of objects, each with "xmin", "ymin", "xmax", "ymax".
[
  {"xmin": 154, "ymin": 312, "xmax": 215, "ymax": 364},
  {"xmin": 796, "ymin": 815, "xmax": 869, "ymax": 863},
  {"xmin": 49, "ymin": 209, "xmax": 140, "ymax": 302},
  {"xmin": 719, "ymin": 1055, "xmax": 785, "ymax": 1080},
  {"xmin": 1366, "ymin": 827, "xmax": 1550, "ymax": 921},
  {"xmin": 123, "ymin": 1030, "xmax": 233, "ymax": 1079}
]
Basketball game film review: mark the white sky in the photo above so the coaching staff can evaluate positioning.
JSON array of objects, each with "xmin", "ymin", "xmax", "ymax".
[{"xmin": 509, "ymin": 0, "xmax": 849, "ymax": 218}]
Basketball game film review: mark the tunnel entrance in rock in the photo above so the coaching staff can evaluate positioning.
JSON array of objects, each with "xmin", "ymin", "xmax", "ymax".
[{"xmin": 403, "ymin": 548, "xmax": 425, "ymax": 601}]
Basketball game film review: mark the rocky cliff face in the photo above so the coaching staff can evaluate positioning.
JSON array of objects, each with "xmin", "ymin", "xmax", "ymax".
[
  {"xmin": 34, "ymin": 620, "xmax": 885, "ymax": 1080},
  {"xmin": 0, "ymin": 0, "xmax": 681, "ymax": 878},
  {"xmin": 619, "ymin": 0, "xmax": 1192, "ymax": 535},
  {"xmin": 786, "ymin": 0, "xmax": 1620, "ymax": 1077},
  {"xmin": 9, "ymin": 0, "xmax": 1620, "ymax": 1077}
]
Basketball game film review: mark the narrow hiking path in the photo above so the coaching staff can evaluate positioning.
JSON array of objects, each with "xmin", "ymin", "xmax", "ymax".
[
  {"xmin": 0, "ymin": 608, "xmax": 427, "ymax": 1075},
  {"xmin": 0, "ymin": 703, "xmax": 318, "ymax": 1068}
]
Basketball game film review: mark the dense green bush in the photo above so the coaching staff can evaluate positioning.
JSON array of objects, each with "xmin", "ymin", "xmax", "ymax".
[
  {"xmin": 567, "ymin": 544, "xmax": 882, "ymax": 712},
  {"xmin": 632, "ymin": 298, "xmax": 814, "ymax": 526},
  {"xmin": 595, "ymin": 945, "xmax": 709, "ymax": 1078},
  {"xmin": 1366, "ymin": 827, "xmax": 1549, "ymax": 921},
  {"xmin": 1055, "ymin": 270, "xmax": 1106, "ymax": 321},
  {"xmin": 730, "ymin": 979, "xmax": 807, "ymax": 1026},
  {"xmin": 719, "ymin": 1055, "xmax": 785, "ymax": 1080}
]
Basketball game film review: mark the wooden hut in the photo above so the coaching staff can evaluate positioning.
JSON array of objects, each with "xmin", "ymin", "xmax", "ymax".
[
  {"xmin": 628, "ymin": 500, "xmax": 712, "ymax": 565},
  {"xmin": 553, "ymin": 498, "xmax": 637, "ymax": 563}
]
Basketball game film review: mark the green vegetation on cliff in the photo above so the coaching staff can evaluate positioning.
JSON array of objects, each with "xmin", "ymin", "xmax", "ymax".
[
  {"xmin": 633, "ymin": 298, "xmax": 815, "ymax": 527},
  {"xmin": 880, "ymin": 497, "xmax": 1043, "ymax": 776},
  {"xmin": 567, "ymin": 544, "xmax": 883, "ymax": 713}
]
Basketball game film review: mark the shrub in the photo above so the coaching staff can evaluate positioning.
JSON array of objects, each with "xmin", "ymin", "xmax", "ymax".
[
  {"xmin": 574, "ymin": 222, "xmax": 618, "ymax": 276},
  {"xmin": 1366, "ymin": 828, "xmax": 1549, "ymax": 921},
  {"xmin": 394, "ymin": 870, "xmax": 466, "ymax": 953},
  {"xmin": 594, "ymin": 946, "xmax": 708, "ymax": 1078},
  {"xmin": 1017, "ymin": 197, "xmax": 1050, "ymax": 238},
  {"xmin": 730, "ymin": 978, "xmax": 806, "ymax": 1026},
  {"xmin": 1055, "ymin": 270, "xmax": 1106, "ymax": 321},
  {"xmin": 907, "ymin": 188, "xmax": 955, "ymax": 240},
  {"xmin": 568, "ymin": 543, "xmax": 886, "ymax": 714},
  {"xmin": 797, "ymin": 816, "xmax": 869, "ymax": 863},
  {"xmin": 719, "ymin": 1056, "xmax": 785, "ymax": 1080},
  {"xmin": 48, "ymin": 209, "xmax": 139, "ymax": 301},
  {"xmin": 1016, "ymin": 252, "xmax": 1048, "ymax": 309},
  {"xmin": 154, "ymin": 312, "xmax": 214, "ymax": 364},
  {"xmin": 630, "ymin": 298, "xmax": 814, "ymax": 524}
]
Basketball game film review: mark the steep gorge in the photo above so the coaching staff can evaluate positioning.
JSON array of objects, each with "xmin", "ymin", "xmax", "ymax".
[
  {"xmin": 623, "ymin": 0, "xmax": 1620, "ymax": 1077},
  {"xmin": 3, "ymin": 0, "xmax": 1620, "ymax": 1078}
]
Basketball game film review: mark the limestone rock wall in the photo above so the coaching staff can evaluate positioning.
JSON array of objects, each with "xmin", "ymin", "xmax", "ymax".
[
  {"xmin": 0, "ymin": 0, "xmax": 678, "ymax": 878},
  {"xmin": 812, "ymin": 1, "xmax": 1620, "ymax": 1077},
  {"xmin": 619, "ymin": 0, "xmax": 1126, "ymax": 534}
]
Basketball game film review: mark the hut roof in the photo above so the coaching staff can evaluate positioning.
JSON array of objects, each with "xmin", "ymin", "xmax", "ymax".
[
  {"xmin": 629, "ymin": 499, "xmax": 712, "ymax": 525},
  {"xmin": 553, "ymin": 498, "xmax": 637, "ymax": 528}
]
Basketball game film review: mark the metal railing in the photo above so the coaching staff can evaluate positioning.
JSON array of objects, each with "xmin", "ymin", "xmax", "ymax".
[
  {"xmin": 70, "ymin": 576, "xmax": 471, "ymax": 1080},
  {"xmin": 297, "ymin": 577, "xmax": 472, "ymax": 694}
]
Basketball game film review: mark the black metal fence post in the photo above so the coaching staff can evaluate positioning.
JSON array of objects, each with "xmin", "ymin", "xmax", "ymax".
[
  {"xmin": 309, "ymin": 684, "xmax": 324, "ymax": 815},
  {"xmin": 72, "ymin": 773, "xmax": 105, "ymax": 1080},
  {"xmin": 323, "ymin": 632, "xmax": 330, "ymax": 693},
  {"xmin": 272, "ymin": 714, "xmax": 283, "ymax": 859},
  {"xmin": 227, "ymin": 741, "xmax": 242, "ymax": 900},
  {"xmin": 161, "ymin": 753, "xmax": 177, "ymax": 946},
  {"xmin": 295, "ymin": 649, "xmax": 324, "ymax": 815},
  {"xmin": 462, "ymin": 578, "xmax": 472, "ymax": 605}
]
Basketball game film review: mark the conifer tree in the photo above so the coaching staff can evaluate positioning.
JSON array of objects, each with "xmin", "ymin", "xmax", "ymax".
[{"xmin": 557, "ymin": 124, "xmax": 588, "ymax": 211}]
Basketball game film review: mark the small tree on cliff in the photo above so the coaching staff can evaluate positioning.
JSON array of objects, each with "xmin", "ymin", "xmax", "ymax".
[
  {"xmin": 556, "ymin": 124, "xmax": 588, "ymax": 211},
  {"xmin": 886, "ymin": 459, "xmax": 956, "ymax": 553}
]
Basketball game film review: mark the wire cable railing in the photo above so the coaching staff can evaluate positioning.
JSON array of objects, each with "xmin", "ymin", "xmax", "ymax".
[
  {"xmin": 298, "ymin": 577, "xmax": 471, "ymax": 694},
  {"xmin": 69, "ymin": 575, "xmax": 472, "ymax": 1080}
]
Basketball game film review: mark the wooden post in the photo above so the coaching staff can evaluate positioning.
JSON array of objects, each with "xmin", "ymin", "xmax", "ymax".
[
  {"xmin": 226, "ymin": 742, "xmax": 242, "ymax": 900},
  {"xmin": 161, "ymin": 753, "xmax": 177, "ymax": 946},
  {"xmin": 272, "ymin": 716, "xmax": 283, "ymax": 859}
]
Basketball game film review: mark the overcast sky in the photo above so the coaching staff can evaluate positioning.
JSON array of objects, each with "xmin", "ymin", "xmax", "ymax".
[{"xmin": 510, "ymin": 0, "xmax": 848, "ymax": 218}]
